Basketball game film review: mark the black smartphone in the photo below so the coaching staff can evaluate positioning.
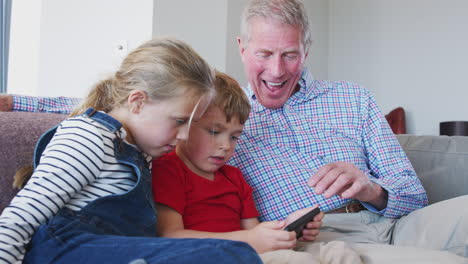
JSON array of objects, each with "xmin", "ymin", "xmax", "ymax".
[{"xmin": 283, "ymin": 207, "xmax": 321, "ymax": 238}]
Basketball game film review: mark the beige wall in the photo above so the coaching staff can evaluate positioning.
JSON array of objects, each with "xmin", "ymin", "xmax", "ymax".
[
  {"xmin": 328, "ymin": 0, "xmax": 468, "ymax": 135},
  {"xmin": 8, "ymin": 0, "xmax": 468, "ymax": 135},
  {"xmin": 8, "ymin": 0, "xmax": 153, "ymax": 98}
]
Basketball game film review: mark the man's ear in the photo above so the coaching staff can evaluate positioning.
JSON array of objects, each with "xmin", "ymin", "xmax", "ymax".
[
  {"xmin": 127, "ymin": 90, "xmax": 148, "ymax": 113},
  {"xmin": 237, "ymin": 37, "xmax": 245, "ymax": 58}
]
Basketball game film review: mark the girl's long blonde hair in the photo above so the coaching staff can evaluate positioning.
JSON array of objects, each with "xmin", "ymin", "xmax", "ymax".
[
  {"xmin": 71, "ymin": 37, "xmax": 215, "ymax": 116},
  {"xmin": 14, "ymin": 37, "xmax": 215, "ymax": 189}
]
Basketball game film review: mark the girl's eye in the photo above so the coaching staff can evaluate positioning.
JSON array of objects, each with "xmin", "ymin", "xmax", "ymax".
[
  {"xmin": 231, "ymin": 136, "xmax": 239, "ymax": 141},
  {"xmin": 176, "ymin": 119, "xmax": 187, "ymax": 126}
]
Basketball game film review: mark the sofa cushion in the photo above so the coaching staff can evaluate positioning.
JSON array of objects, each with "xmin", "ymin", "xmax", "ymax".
[
  {"xmin": 0, "ymin": 112, "xmax": 66, "ymax": 213},
  {"xmin": 396, "ymin": 134, "xmax": 468, "ymax": 204}
]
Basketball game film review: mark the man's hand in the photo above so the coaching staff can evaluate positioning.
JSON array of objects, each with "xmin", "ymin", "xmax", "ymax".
[
  {"xmin": 0, "ymin": 95, "xmax": 13, "ymax": 112},
  {"xmin": 307, "ymin": 161, "xmax": 388, "ymax": 210}
]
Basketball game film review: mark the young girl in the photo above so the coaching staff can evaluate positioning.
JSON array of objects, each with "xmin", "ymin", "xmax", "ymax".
[{"xmin": 0, "ymin": 38, "xmax": 261, "ymax": 264}]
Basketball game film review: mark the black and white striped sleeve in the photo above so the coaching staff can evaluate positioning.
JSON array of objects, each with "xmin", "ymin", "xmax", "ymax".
[{"xmin": 0, "ymin": 117, "xmax": 105, "ymax": 264}]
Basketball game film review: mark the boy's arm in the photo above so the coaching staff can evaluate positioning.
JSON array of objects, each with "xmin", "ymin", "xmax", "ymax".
[
  {"xmin": 240, "ymin": 218, "xmax": 260, "ymax": 230},
  {"xmin": 155, "ymin": 203, "xmax": 296, "ymax": 253},
  {"xmin": 156, "ymin": 203, "xmax": 251, "ymax": 240}
]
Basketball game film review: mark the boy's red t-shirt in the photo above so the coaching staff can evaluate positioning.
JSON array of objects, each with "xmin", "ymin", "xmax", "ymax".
[{"xmin": 152, "ymin": 151, "xmax": 259, "ymax": 232}]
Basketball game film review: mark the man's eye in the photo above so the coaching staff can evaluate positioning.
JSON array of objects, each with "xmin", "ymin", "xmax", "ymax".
[
  {"xmin": 285, "ymin": 53, "xmax": 298, "ymax": 60},
  {"xmin": 257, "ymin": 52, "xmax": 271, "ymax": 58}
]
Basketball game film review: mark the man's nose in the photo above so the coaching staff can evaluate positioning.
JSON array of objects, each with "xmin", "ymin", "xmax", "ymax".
[{"xmin": 269, "ymin": 55, "xmax": 285, "ymax": 77}]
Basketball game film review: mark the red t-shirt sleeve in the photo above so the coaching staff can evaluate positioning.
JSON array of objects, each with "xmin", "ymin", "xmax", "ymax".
[
  {"xmin": 152, "ymin": 152, "xmax": 186, "ymax": 215},
  {"xmin": 227, "ymin": 166, "xmax": 259, "ymax": 219}
]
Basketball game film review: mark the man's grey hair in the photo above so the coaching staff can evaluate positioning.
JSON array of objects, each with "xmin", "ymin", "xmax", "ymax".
[{"xmin": 240, "ymin": 0, "xmax": 312, "ymax": 52}]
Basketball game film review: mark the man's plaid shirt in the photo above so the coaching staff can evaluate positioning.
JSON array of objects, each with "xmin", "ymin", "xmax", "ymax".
[{"xmin": 229, "ymin": 70, "xmax": 427, "ymax": 221}]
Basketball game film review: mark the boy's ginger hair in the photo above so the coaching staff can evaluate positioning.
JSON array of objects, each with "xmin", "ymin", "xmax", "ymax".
[{"xmin": 213, "ymin": 71, "xmax": 251, "ymax": 125}]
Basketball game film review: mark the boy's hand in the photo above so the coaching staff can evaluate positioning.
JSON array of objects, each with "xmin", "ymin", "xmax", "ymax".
[
  {"xmin": 299, "ymin": 211, "xmax": 323, "ymax": 241},
  {"xmin": 285, "ymin": 206, "xmax": 324, "ymax": 241},
  {"xmin": 247, "ymin": 221, "xmax": 296, "ymax": 253}
]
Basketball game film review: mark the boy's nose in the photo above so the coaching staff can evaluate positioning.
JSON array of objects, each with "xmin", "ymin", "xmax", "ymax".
[{"xmin": 219, "ymin": 139, "xmax": 231, "ymax": 151}]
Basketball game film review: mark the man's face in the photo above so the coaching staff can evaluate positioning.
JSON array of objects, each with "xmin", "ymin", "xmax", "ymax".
[{"xmin": 238, "ymin": 17, "xmax": 308, "ymax": 109}]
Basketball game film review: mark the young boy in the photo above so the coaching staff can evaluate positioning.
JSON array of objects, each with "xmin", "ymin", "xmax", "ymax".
[{"xmin": 151, "ymin": 71, "xmax": 325, "ymax": 258}]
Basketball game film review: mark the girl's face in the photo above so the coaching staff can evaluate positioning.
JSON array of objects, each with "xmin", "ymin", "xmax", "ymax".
[{"xmin": 124, "ymin": 93, "xmax": 208, "ymax": 158}]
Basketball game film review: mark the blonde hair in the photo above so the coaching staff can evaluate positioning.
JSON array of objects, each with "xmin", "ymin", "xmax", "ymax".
[
  {"xmin": 213, "ymin": 71, "xmax": 250, "ymax": 125},
  {"xmin": 240, "ymin": 0, "xmax": 312, "ymax": 53},
  {"xmin": 70, "ymin": 37, "xmax": 215, "ymax": 116},
  {"xmin": 14, "ymin": 37, "xmax": 215, "ymax": 189}
]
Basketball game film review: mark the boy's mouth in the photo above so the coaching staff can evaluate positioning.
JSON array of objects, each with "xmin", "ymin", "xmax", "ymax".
[{"xmin": 210, "ymin": 156, "xmax": 225, "ymax": 165}]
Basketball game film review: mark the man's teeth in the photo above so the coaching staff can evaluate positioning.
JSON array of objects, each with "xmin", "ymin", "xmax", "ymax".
[{"xmin": 267, "ymin": 81, "xmax": 283, "ymax": 86}]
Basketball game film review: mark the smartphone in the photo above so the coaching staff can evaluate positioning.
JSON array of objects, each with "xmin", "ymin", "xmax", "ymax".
[{"xmin": 283, "ymin": 207, "xmax": 321, "ymax": 238}]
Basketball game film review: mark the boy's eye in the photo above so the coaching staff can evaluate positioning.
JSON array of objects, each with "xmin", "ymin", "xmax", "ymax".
[
  {"xmin": 208, "ymin": 129, "xmax": 220, "ymax": 135},
  {"xmin": 231, "ymin": 135, "xmax": 239, "ymax": 141}
]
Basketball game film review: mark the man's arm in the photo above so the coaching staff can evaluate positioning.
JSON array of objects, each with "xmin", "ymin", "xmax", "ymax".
[
  {"xmin": 309, "ymin": 89, "xmax": 427, "ymax": 218},
  {"xmin": 11, "ymin": 94, "xmax": 81, "ymax": 114}
]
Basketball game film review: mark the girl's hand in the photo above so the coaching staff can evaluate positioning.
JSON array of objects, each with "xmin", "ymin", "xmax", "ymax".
[{"xmin": 247, "ymin": 221, "xmax": 296, "ymax": 253}]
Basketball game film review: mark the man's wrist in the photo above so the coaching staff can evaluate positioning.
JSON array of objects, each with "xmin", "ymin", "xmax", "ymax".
[{"xmin": 368, "ymin": 182, "xmax": 388, "ymax": 210}]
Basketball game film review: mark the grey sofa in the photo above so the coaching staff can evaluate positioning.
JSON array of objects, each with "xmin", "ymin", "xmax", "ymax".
[
  {"xmin": 1, "ymin": 112, "xmax": 468, "ymax": 213},
  {"xmin": 397, "ymin": 134, "xmax": 468, "ymax": 204}
]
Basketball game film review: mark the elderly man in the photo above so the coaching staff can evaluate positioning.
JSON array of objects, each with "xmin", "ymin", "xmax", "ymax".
[{"xmin": 229, "ymin": 0, "xmax": 467, "ymax": 262}]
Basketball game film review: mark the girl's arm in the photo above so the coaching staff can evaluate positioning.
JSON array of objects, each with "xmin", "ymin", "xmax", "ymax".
[
  {"xmin": 0, "ymin": 117, "xmax": 104, "ymax": 264},
  {"xmin": 156, "ymin": 204, "xmax": 297, "ymax": 253}
]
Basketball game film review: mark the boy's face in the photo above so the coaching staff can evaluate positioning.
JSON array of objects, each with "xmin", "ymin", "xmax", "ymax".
[{"xmin": 177, "ymin": 105, "xmax": 244, "ymax": 179}]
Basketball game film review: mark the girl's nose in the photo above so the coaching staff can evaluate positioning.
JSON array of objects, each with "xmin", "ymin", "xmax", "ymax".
[{"xmin": 176, "ymin": 125, "xmax": 189, "ymax": 141}]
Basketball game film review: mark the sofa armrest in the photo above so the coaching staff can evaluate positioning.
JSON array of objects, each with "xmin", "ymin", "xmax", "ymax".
[
  {"xmin": 0, "ymin": 112, "xmax": 66, "ymax": 213},
  {"xmin": 396, "ymin": 134, "xmax": 468, "ymax": 204}
]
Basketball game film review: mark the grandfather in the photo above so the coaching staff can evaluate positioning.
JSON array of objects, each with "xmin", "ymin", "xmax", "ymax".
[{"xmin": 229, "ymin": 0, "xmax": 467, "ymax": 259}]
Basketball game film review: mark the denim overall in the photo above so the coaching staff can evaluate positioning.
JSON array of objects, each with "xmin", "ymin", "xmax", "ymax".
[{"xmin": 24, "ymin": 108, "xmax": 261, "ymax": 264}]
